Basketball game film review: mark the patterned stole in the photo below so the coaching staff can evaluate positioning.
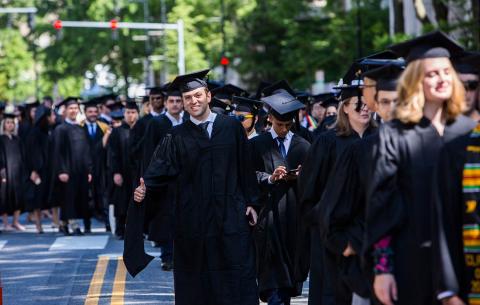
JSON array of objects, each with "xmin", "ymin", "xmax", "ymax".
[{"xmin": 462, "ymin": 123, "xmax": 480, "ymax": 304}]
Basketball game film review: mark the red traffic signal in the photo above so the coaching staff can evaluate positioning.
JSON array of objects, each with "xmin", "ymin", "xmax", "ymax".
[
  {"xmin": 220, "ymin": 56, "xmax": 230, "ymax": 66},
  {"xmin": 110, "ymin": 19, "xmax": 118, "ymax": 30},
  {"xmin": 53, "ymin": 20, "xmax": 62, "ymax": 30}
]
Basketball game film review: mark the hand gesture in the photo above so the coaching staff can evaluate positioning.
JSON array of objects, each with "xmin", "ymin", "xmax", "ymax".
[
  {"xmin": 374, "ymin": 273, "xmax": 398, "ymax": 305},
  {"xmin": 134, "ymin": 178, "xmax": 146, "ymax": 203}
]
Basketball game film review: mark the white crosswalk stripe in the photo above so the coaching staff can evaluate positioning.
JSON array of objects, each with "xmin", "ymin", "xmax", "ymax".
[{"xmin": 49, "ymin": 235, "xmax": 109, "ymax": 251}]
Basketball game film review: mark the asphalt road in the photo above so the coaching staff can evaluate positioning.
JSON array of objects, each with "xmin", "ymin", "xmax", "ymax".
[{"xmin": 0, "ymin": 216, "xmax": 308, "ymax": 305}]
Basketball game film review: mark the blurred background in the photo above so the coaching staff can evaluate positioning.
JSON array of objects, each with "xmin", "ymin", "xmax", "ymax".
[{"xmin": 0, "ymin": 0, "xmax": 479, "ymax": 102}]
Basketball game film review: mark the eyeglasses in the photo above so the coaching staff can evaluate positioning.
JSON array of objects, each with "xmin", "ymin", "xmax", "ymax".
[
  {"xmin": 234, "ymin": 114, "xmax": 254, "ymax": 122},
  {"xmin": 348, "ymin": 101, "xmax": 368, "ymax": 111},
  {"xmin": 463, "ymin": 80, "xmax": 479, "ymax": 91}
]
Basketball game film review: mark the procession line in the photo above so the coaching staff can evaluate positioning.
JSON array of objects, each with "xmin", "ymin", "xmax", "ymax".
[
  {"xmin": 84, "ymin": 256, "xmax": 109, "ymax": 305},
  {"xmin": 110, "ymin": 257, "xmax": 127, "ymax": 305}
]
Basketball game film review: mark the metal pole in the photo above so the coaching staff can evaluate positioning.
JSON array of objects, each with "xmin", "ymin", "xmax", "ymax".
[
  {"xmin": 143, "ymin": 0, "xmax": 154, "ymax": 86},
  {"xmin": 220, "ymin": 0, "xmax": 227, "ymax": 82},
  {"xmin": 388, "ymin": 0, "xmax": 395, "ymax": 38},
  {"xmin": 356, "ymin": 0, "xmax": 362, "ymax": 58},
  {"xmin": 160, "ymin": 0, "xmax": 168, "ymax": 84},
  {"xmin": 177, "ymin": 20, "xmax": 185, "ymax": 75}
]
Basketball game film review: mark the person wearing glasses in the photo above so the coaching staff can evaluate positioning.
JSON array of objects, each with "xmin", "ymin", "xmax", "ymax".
[
  {"xmin": 454, "ymin": 52, "xmax": 480, "ymax": 121},
  {"xmin": 232, "ymin": 96, "xmax": 263, "ymax": 139}
]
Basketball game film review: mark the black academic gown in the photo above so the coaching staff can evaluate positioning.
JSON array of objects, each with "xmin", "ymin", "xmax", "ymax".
[
  {"xmin": 124, "ymin": 114, "xmax": 259, "ymax": 305},
  {"xmin": 142, "ymin": 114, "xmax": 178, "ymax": 243},
  {"xmin": 365, "ymin": 116, "xmax": 476, "ymax": 305},
  {"xmin": 0, "ymin": 135, "xmax": 27, "ymax": 215},
  {"xmin": 25, "ymin": 125, "xmax": 53, "ymax": 211},
  {"xmin": 108, "ymin": 123, "xmax": 133, "ymax": 218},
  {"xmin": 432, "ymin": 132, "xmax": 474, "ymax": 304},
  {"xmin": 250, "ymin": 132, "xmax": 310, "ymax": 302},
  {"xmin": 83, "ymin": 122, "xmax": 107, "ymax": 215},
  {"xmin": 129, "ymin": 113, "xmax": 153, "ymax": 180},
  {"xmin": 296, "ymin": 128, "xmax": 374, "ymax": 305},
  {"xmin": 50, "ymin": 122, "xmax": 92, "ymax": 221},
  {"xmin": 317, "ymin": 131, "xmax": 380, "ymax": 301}
]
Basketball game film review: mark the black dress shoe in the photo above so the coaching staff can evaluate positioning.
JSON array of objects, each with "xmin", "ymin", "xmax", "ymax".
[
  {"xmin": 73, "ymin": 228, "xmax": 84, "ymax": 236},
  {"xmin": 161, "ymin": 261, "xmax": 173, "ymax": 271},
  {"xmin": 59, "ymin": 225, "xmax": 70, "ymax": 236}
]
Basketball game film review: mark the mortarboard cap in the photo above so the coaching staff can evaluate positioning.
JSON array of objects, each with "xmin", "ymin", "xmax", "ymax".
[
  {"xmin": 207, "ymin": 79, "xmax": 223, "ymax": 92},
  {"xmin": 311, "ymin": 93, "xmax": 335, "ymax": 105},
  {"xmin": 146, "ymin": 86, "xmax": 164, "ymax": 96},
  {"xmin": 3, "ymin": 109, "xmax": 17, "ymax": 119},
  {"xmin": 323, "ymin": 96, "xmax": 340, "ymax": 109},
  {"xmin": 362, "ymin": 64, "xmax": 404, "ymax": 91},
  {"xmin": 388, "ymin": 30, "xmax": 464, "ymax": 64},
  {"xmin": 125, "ymin": 101, "xmax": 139, "ymax": 111},
  {"xmin": 169, "ymin": 69, "xmax": 210, "ymax": 94},
  {"xmin": 59, "ymin": 96, "xmax": 81, "ymax": 108},
  {"xmin": 211, "ymin": 84, "xmax": 249, "ymax": 100},
  {"xmin": 83, "ymin": 98, "xmax": 100, "ymax": 109},
  {"xmin": 25, "ymin": 100, "xmax": 40, "ymax": 108},
  {"xmin": 453, "ymin": 51, "xmax": 480, "ymax": 75},
  {"xmin": 110, "ymin": 110, "xmax": 124, "ymax": 120},
  {"xmin": 261, "ymin": 91, "xmax": 305, "ymax": 121},
  {"xmin": 107, "ymin": 101, "xmax": 123, "ymax": 111},
  {"xmin": 162, "ymin": 82, "xmax": 182, "ymax": 97},
  {"xmin": 210, "ymin": 97, "xmax": 232, "ymax": 115},
  {"xmin": 232, "ymin": 96, "xmax": 263, "ymax": 114},
  {"xmin": 254, "ymin": 81, "xmax": 273, "ymax": 100},
  {"xmin": 34, "ymin": 104, "xmax": 52, "ymax": 126}
]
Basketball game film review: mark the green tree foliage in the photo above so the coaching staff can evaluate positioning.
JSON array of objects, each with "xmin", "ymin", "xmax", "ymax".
[{"xmin": 0, "ymin": 29, "xmax": 35, "ymax": 102}]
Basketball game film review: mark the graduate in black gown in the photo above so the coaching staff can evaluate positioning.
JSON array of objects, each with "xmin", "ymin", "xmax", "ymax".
[
  {"xmin": 108, "ymin": 102, "xmax": 139, "ymax": 239},
  {"xmin": 0, "ymin": 112, "xmax": 28, "ymax": 232},
  {"xmin": 364, "ymin": 31, "xmax": 476, "ymax": 305},
  {"xmin": 250, "ymin": 86, "xmax": 310, "ymax": 305},
  {"xmin": 424, "ymin": 53, "xmax": 480, "ymax": 305},
  {"xmin": 232, "ymin": 96, "xmax": 263, "ymax": 139},
  {"xmin": 50, "ymin": 97, "xmax": 93, "ymax": 235},
  {"xmin": 129, "ymin": 86, "xmax": 165, "ymax": 179},
  {"xmin": 125, "ymin": 69, "xmax": 260, "ymax": 305},
  {"xmin": 317, "ymin": 63, "xmax": 403, "ymax": 305},
  {"xmin": 82, "ymin": 99, "xmax": 110, "ymax": 232},
  {"xmin": 25, "ymin": 105, "xmax": 57, "ymax": 233},
  {"xmin": 143, "ymin": 86, "xmax": 185, "ymax": 270},
  {"xmin": 296, "ymin": 81, "xmax": 377, "ymax": 305}
]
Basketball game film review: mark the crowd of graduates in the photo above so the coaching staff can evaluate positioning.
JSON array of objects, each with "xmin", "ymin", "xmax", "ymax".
[{"xmin": 2, "ymin": 30, "xmax": 480, "ymax": 305}]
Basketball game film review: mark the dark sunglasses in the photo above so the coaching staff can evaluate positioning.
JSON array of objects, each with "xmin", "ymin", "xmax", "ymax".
[
  {"xmin": 463, "ymin": 80, "xmax": 479, "ymax": 91},
  {"xmin": 234, "ymin": 114, "xmax": 254, "ymax": 122}
]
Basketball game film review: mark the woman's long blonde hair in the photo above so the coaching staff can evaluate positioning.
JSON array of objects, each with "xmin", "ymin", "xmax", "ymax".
[{"xmin": 393, "ymin": 58, "xmax": 465, "ymax": 124}]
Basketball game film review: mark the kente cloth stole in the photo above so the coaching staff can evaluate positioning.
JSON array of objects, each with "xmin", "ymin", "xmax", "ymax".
[{"xmin": 462, "ymin": 123, "xmax": 480, "ymax": 304}]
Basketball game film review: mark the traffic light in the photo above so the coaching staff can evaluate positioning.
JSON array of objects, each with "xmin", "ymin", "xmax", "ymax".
[
  {"xmin": 53, "ymin": 20, "xmax": 62, "ymax": 30},
  {"xmin": 110, "ymin": 19, "xmax": 118, "ymax": 30},
  {"xmin": 220, "ymin": 56, "xmax": 230, "ymax": 66}
]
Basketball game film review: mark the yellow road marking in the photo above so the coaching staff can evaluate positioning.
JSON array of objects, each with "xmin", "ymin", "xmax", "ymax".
[
  {"xmin": 110, "ymin": 257, "xmax": 127, "ymax": 305},
  {"xmin": 84, "ymin": 256, "xmax": 109, "ymax": 305}
]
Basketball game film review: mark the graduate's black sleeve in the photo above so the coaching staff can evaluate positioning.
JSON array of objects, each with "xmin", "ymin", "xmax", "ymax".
[
  {"xmin": 237, "ymin": 123, "xmax": 259, "ymax": 208},
  {"xmin": 364, "ymin": 124, "xmax": 405, "ymax": 254},
  {"xmin": 108, "ymin": 129, "xmax": 121, "ymax": 175},
  {"xmin": 297, "ymin": 133, "xmax": 335, "ymax": 225},
  {"xmin": 319, "ymin": 140, "xmax": 364, "ymax": 255},
  {"xmin": 52, "ymin": 127, "xmax": 69, "ymax": 175},
  {"xmin": 432, "ymin": 137, "xmax": 467, "ymax": 300},
  {"xmin": 143, "ymin": 133, "xmax": 180, "ymax": 192}
]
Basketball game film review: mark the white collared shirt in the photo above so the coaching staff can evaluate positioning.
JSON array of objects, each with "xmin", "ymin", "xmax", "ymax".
[
  {"xmin": 165, "ymin": 112, "xmax": 183, "ymax": 126},
  {"xmin": 100, "ymin": 113, "xmax": 112, "ymax": 123},
  {"xmin": 150, "ymin": 109, "xmax": 161, "ymax": 117},
  {"xmin": 269, "ymin": 128, "xmax": 293, "ymax": 155},
  {"xmin": 248, "ymin": 130, "xmax": 258, "ymax": 140},
  {"xmin": 190, "ymin": 110, "xmax": 217, "ymax": 138},
  {"xmin": 65, "ymin": 118, "xmax": 78, "ymax": 125}
]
